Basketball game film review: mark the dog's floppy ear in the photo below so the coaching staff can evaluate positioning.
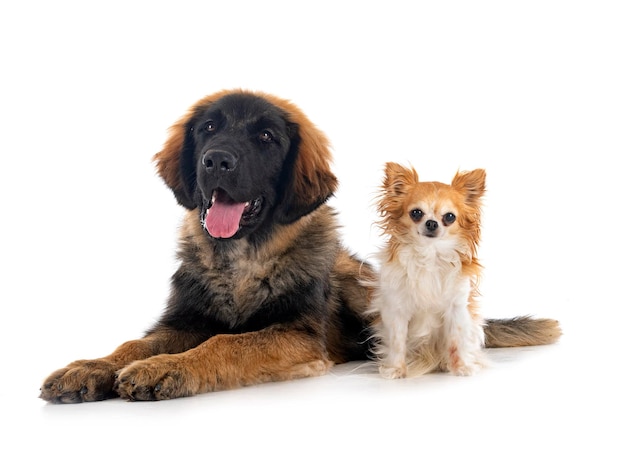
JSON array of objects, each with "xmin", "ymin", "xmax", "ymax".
[
  {"xmin": 451, "ymin": 169, "xmax": 486, "ymax": 207},
  {"xmin": 268, "ymin": 95, "xmax": 338, "ymax": 224},
  {"xmin": 152, "ymin": 113, "xmax": 196, "ymax": 209},
  {"xmin": 153, "ymin": 90, "xmax": 233, "ymax": 209}
]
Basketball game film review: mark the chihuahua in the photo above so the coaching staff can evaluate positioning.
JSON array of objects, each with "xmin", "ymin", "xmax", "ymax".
[{"xmin": 369, "ymin": 162, "xmax": 487, "ymax": 378}]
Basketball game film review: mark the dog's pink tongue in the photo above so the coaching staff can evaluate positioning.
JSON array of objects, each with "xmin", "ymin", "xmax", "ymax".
[{"xmin": 205, "ymin": 198, "xmax": 246, "ymax": 239}]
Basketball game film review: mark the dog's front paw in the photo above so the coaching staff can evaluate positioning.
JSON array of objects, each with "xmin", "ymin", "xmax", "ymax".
[
  {"xmin": 40, "ymin": 359, "xmax": 118, "ymax": 403},
  {"xmin": 115, "ymin": 355, "xmax": 198, "ymax": 401},
  {"xmin": 379, "ymin": 364, "xmax": 407, "ymax": 379}
]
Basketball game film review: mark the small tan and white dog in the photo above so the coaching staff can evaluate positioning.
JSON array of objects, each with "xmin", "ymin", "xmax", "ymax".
[{"xmin": 369, "ymin": 162, "xmax": 487, "ymax": 379}]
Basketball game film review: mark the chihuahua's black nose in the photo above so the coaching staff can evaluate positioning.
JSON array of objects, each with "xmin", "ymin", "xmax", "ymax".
[{"xmin": 425, "ymin": 220, "xmax": 439, "ymax": 232}]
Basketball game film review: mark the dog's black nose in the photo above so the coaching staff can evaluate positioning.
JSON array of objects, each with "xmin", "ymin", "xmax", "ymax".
[
  {"xmin": 203, "ymin": 151, "xmax": 237, "ymax": 172},
  {"xmin": 425, "ymin": 220, "xmax": 438, "ymax": 232}
]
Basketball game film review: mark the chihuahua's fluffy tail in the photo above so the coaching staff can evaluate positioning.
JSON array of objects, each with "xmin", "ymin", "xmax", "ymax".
[{"xmin": 484, "ymin": 315, "xmax": 562, "ymax": 347}]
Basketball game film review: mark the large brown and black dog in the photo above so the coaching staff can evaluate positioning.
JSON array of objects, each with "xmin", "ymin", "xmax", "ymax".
[{"xmin": 40, "ymin": 89, "xmax": 561, "ymax": 403}]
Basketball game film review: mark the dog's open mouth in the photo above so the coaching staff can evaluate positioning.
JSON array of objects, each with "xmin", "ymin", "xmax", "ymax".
[{"xmin": 203, "ymin": 189, "xmax": 263, "ymax": 239}]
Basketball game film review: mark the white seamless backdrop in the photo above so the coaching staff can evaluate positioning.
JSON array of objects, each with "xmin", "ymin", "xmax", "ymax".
[{"xmin": 1, "ymin": 1, "xmax": 624, "ymax": 457}]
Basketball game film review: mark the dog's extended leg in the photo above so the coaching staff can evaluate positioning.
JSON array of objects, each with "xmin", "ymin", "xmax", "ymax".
[{"xmin": 114, "ymin": 327, "xmax": 331, "ymax": 401}]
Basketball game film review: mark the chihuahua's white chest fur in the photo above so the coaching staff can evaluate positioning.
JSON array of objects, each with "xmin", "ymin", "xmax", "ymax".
[{"xmin": 372, "ymin": 241, "xmax": 485, "ymax": 378}]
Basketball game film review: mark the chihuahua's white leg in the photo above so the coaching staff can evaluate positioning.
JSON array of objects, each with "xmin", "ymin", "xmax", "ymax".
[
  {"xmin": 378, "ymin": 306, "xmax": 410, "ymax": 379},
  {"xmin": 443, "ymin": 294, "xmax": 486, "ymax": 376}
]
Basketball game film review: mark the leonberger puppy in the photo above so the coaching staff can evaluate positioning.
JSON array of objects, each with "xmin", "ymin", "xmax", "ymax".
[{"xmin": 40, "ymin": 89, "xmax": 561, "ymax": 403}]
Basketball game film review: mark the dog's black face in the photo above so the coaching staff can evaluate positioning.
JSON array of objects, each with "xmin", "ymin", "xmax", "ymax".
[{"xmin": 180, "ymin": 93, "xmax": 298, "ymax": 241}]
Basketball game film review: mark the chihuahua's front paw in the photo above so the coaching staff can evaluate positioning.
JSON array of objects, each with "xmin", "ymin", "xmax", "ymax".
[
  {"xmin": 450, "ymin": 360, "xmax": 480, "ymax": 376},
  {"xmin": 379, "ymin": 364, "xmax": 407, "ymax": 379},
  {"xmin": 446, "ymin": 350, "xmax": 485, "ymax": 376}
]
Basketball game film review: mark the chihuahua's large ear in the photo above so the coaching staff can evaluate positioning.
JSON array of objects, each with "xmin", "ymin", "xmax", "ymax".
[
  {"xmin": 153, "ymin": 90, "xmax": 234, "ymax": 209},
  {"xmin": 382, "ymin": 162, "xmax": 419, "ymax": 196},
  {"xmin": 376, "ymin": 162, "xmax": 419, "ymax": 220},
  {"xmin": 268, "ymin": 94, "xmax": 338, "ymax": 224},
  {"xmin": 451, "ymin": 168, "xmax": 486, "ymax": 207}
]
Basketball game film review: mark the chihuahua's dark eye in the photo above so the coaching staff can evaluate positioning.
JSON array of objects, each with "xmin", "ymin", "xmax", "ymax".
[
  {"xmin": 443, "ymin": 212, "xmax": 456, "ymax": 226},
  {"xmin": 204, "ymin": 121, "xmax": 217, "ymax": 133},
  {"xmin": 409, "ymin": 209, "xmax": 424, "ymax": 222},
  {"xmin": 259, "ymin": 130, "xmax": 274, "ymax": 143}
]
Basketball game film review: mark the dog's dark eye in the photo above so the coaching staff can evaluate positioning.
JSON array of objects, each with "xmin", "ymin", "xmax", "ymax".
[
  {"xmin": 204, "ymin": 121, "xmax": 217, "ymax": 133},
  {"xmin": 409, "ymin": 209, "xmax": 423, "ymax": 222},
  {"xmin": 259, "ymin": 130, "xmax": 274, "ymax": 143},
  {"xmin": 443, "ymin": 213, "xmax": 456, "ymax": 225}
]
